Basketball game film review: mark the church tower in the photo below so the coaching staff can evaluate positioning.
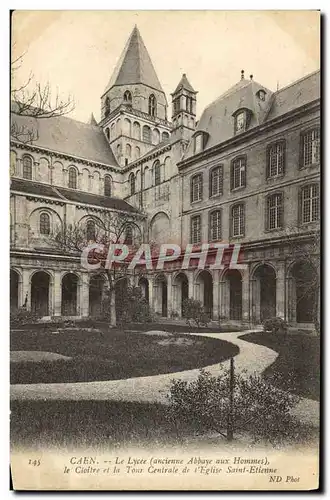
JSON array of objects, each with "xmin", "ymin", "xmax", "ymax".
[
  {"xmin": 171, "ymin": 74, "xmax": 197, "ymax": 143},
  {"xmin": 100, "ymin": 26, "xmax": 172, "ymax": 167}
]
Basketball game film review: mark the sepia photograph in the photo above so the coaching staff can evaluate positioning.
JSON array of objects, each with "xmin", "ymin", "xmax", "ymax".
[{"xmin": 9, "ymin": 10, "xmax": 320, "ymax": 491}]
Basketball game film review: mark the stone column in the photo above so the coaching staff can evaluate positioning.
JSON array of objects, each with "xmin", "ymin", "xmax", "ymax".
[
  {"xmin": 188, "ymin": 272, "xmax": 194, "ymax": 299},
  {"xmin": 212, "ymin": 270, "xmax": 220, "ymax": 320},
  {"xmin": 148, "ymin": 277, "xmax": 154, "ymax": 310},
  {"xmin": 22, "ymin": 268, "xmax": 31, "ymax": 311},
  {"xmin": 241, "ymin": 268, "xmax": 250, "ymax": 324},
  {"xmin": 53, "ymin": 271, "xmax": 62, "ymax": 316},
  {"xmin": 167, "ymin": 273, "xmax": 172, "ymax": 318},
  {"xmin": 276, "ymin": 261, "xmax": 286, "ymax": 320},
  {"xmin": 80, "ymin": 273, "xmax": 90, "ymax": 318}
]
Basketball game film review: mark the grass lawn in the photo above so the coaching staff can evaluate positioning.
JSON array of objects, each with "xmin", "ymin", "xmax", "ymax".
[
  {"xmin": 10, "ymin": 399, "xmax": 318, "ymax": 451},
  {"xmin": 11, "ymin": 326, "xmax": 239, "ymax": 384},
  {"xmin": 240, "ymin": 331, "xmax": 320, "ymax": 401}
]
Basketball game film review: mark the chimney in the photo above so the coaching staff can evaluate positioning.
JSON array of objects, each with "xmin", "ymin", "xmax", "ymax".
[
  {"xmin": 250, "ymin": 74, "xmax": 253, "ymax": 80},
  {"xmin": 241, "ymin": 69, "xmax": 245, "ymax": 80}
]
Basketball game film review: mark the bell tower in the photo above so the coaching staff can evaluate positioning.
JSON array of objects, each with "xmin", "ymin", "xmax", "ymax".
[{"xmin": 171, "ymin": 73, "xmax": 197, "ymax": 142}]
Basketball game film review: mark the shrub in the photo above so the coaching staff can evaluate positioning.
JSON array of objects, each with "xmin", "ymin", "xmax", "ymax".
[
  {"xmin": 263, "ymin": 317, "xmax": 288, "ymax": 335},
  {"xmin": 10, "ymin": 308, "xmax": 39, "ymax": 326},
  {"xmin": 116, "ymin": 286, "xmax": 153, "ymax": 326},
  {"xmin": 166, "ymin": 367, "xmax": 306, "ymax": 445},
  {"xmin": 182, "ymin": 298, "xmax": 210, "ymax": 327}
]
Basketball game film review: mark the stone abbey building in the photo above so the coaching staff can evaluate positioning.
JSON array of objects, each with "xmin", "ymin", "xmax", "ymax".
[{"xmin": 10, "ymin": 26, "xmax": 320, "ymax": 327}]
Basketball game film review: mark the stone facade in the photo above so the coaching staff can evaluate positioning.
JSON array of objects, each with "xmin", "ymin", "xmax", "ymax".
[{"xmin": 10, "ymin": 26, "xmax": 320, "ymax": 327}]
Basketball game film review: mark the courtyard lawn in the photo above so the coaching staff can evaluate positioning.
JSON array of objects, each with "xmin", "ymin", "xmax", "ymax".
[
  {"xmin": 10, "ymin": 399, "xmax": 318, "ymax": 451},
  {"xmin": 239, "ymin": 331, "xmax": 320, "ymax": 401},
  {"xmin": 10, "ymin": 326, "xmax": 239, "ymax": 384}
]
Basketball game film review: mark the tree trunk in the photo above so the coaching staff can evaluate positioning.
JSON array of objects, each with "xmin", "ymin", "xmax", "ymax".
[{"xmin": 109, "ymin": 287, "xmax": 116, "ymax": 327}]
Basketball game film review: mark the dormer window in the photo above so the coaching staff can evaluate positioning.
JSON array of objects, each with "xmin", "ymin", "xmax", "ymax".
[
  {"xmin": 193, "ymin": 131, "xmax": 208, "ymax": 154},
  {"xmin": 233, "ymin": 108, "xmax": 251, "ymax": 135},
  {"xmin": 235, "ymin": 111, "xmax": 246, "ymax": 133},
  {"xmin": 195, "ymin": 134, "xmax": 203, "ymax": 153},
  {"xmin": 257, "ymin": 89, "xmax": 266, "ymax": 101}
]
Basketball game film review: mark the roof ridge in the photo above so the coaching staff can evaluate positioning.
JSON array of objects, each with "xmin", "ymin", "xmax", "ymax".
[
  {"xmin": 274, "ymin": 69, "xmax": 320, "ymax": 96},
  {"xmin": 204, "ymin": 79, "xmax": 251, "ymax": 112}
]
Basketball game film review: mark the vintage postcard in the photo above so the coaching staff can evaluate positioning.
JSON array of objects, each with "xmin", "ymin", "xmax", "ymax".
[{"xmin": 10, "ymin": 10, "xmax": 320, "ymax": 491}]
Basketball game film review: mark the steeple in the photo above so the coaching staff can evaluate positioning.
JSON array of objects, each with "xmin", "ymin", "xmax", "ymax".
[
  {"xmin": 171, "ymin": 73, "xmax": 197, "ymax": 142},
  {"xmin": 104, "ymin": 26, "xmax": 164, "ymax": 94},
  {"xmin": 88, "ymin": 113, "xmax": 98, "ymax": 126}
]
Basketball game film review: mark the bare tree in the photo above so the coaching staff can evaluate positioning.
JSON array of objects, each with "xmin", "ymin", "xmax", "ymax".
[
  {"xmin": 11, "ymin": 48, "xmax": 75, "ymax": 144},
  {"xmin": 52, "ymin": 211, "xmax": 144, "ymax": 326}
]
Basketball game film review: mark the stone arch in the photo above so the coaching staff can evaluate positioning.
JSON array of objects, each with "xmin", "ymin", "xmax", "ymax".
[
  {"xmin": 38, "ymin": 157, "xmax": 50, "ymax": 183},
  {"xmin": 68, "ymin": 165, "xmax": 78, "ymax": 189},
  {"xmin": 81, "ymin": 167, "xmax": 90, "ymax": 191},
  {"xmin": 143, "ymin": 166, "xmax": 150, "ymax": 189},
  {"xmin": 104, "ymin": 174, "xmax": 113, "ymax": 196},
  {"xmin": 110, "ymin": 122, "xmax": 116, "ymax": 139},
  {"xmin": 30, "ymin": 270, "xmax": 53, "ymax": 317},
  {"xmin": 116, "ymin": 118, "xmax": 121, "ymax": 135},
  {"xmin": 154, "ymin": 273, "xmax": 167, "ymax": 317},
  {"xmin": 251, "ymin": 263, "xmax": 277, "ymax": 323},
  {"xmin": 220, "ymin": 269, "xmax": 243, "ymax": 321},
  {"xmin": 173, "ymin": 272, "xmax": 189, "ymax": 317},
  {"xmin": 29, "ymin": 207, "xmax": 63, "ymax": 238},
  {"xmin": 195, "ymin": 270, "xmax": 213, "ymax": 318},
  {"xmin": 123, "ymin": 118, "xmax": 131, "ymax": 137},
  {"xmin": 52, "ymin": 161, "xmax": 63, "ymax": 186},
  {"xmin": 89, "ymin": 273, "xmax": 106, "ymax": 317},
  {"xmin": 149, "ymin": 211, "xmax": 170, "ymax": 244},
  {"xmin": 135, "ymin": 146, "xmax": 141, "ymax": 160},
  {"xmin": 153, "ymin": 128, "xmax": 160, "ymax": 145},
  {"xmin": 287, "ymin": 260, "xmax": 318, "ymax": 324},
  {"xmin": 142, "ymin": 125, "xmax": 151, "ymax": 142},
  {"xmin": 161, "ymin": 131, "xmax": 170, "ymax": 142},
  {"xmin": 22, "ymin": 153, "xmax": 34, "ymax": 180},
  {"xmin": 61, "ymin": 272, "xmax": 80, "ymax": 316},
  {"xmin": 133, "ymin": 121, "xmax": 141, "ymax": 140},
  {"xmin": 138, "ymin": 277, "xmax": 149, "ymax": 304}
]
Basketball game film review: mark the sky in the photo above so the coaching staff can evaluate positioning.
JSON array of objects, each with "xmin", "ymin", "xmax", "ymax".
[{"xmin": 11, "ymin": 10, "xmax": 320, "ymax": 124}]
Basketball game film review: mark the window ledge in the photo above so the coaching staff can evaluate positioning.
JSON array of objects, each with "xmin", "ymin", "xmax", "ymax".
[
  {"xmin": 231, "ymin": 186, "xmax": 246, "ymax": 193},
  {"xmin": 299, "ymin": 162, "xmax": 320, "ymax": 170},
  {"xmin": 266, "ymin": 174, "xmax": 285, "ymax": 182},
  {"xmin": 209, "ymin": 193, "xmax": 222, "ymax": 200},
  {"xmin": 191, "ymin": 199, "xmax": 203, "ymax": 205},
  {"xmin": 264, "ymin": 227, "xmax": 284, "ymax": 234}
]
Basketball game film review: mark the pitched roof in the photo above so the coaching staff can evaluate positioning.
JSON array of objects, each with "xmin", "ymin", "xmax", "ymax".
[
  {"xmin": 265, "ymin": 70, "xmax": 320, "ymax": 122},
  {"xmin": 104, "ymin": 26, "xmax": 164, "ymax": 94},
  {"xmin": 11, "ymin": 112, "xmax": 119, "ymax": 167},
  {"xmin": 183, "ymin": 77, "xmax": 272, "ymax": 158},
  {"xmin": 11, "ymin": 178, "xmax": 140, "ymax": 213},
  {"xmin": 173, "ymin": 73, "xmax": 197, "ymax": 94}
]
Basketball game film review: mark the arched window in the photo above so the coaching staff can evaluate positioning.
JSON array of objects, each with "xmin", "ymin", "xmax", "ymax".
[
  {"xmin": 124, "ymin": 118, "xmax": 131, "ymax": 137},
  {"xmin": 86, "ymin": 219, "xmax": 96, "ymax": 241},
  {"xmin": 209, "ymin": 210, "xmax": 222, "ymax": 241},
  {"xmin": 154, "ymin": 160, "xmax": 161, "ymax": 186},
  {"xmin": 133, "ymin": 122, "xmax": 141, "ymax": 140},
  {"xmin": 116, "ymin": 144, "xmax": 121, "ymax": 157},
  {"xmin": 300, "ymin": 184, "xmax": 320, "ymax": 223},
  {"xmin": 125, "ymin": 225, "xmax": 133, "ymax": 245},
  {"xmin": 105, "ymin": 128, "xmax": 110, "ymax": 141},
  {"xmin": 105, "ymin": 96, "xmax": 110, "ymax": 117},
  {"xmin": 231, "ymin": 204, "xmax": 245, "ymax": 237},
  {"xmin": 135, "ymin": 146, "xmax": 141, "ymax": 160},
  {"xmin": 40, "ymin": 212, "xmax": 50, "ymax": 235},
  {"xmin": 231, "ymin": 156, "xmax": 246, "ymax": 190},
  {"xmin": 126, "ymin": 144, "xmax": 132, "ymax": 158},
  {"xmin": 267, "ymin": 193, "xmax": 283, "ymax": 230},
  {"xmin": 209, "ymin": 165, "xmax": 223, "ymax": 197},
  {"xmin": 148, "ymin": 94, "xmax": 156, "ymax": 117},
  {"xmin": 153, "ymin": 128, "xmax": 160, "ymax": 145},
  {"xmin": 124, "ymin": 90, "xmax": 132, "ymax": 105},
  {"xmin": 190, "ymin": 173, "xmax": 203, "ymax": 202},
  {"xmin": 161, "ymin": 131, "xmax": 169, "ymax": 142},
  {"xmin": 68, "ymin": 167, "xmax": 77, "ymax": 189},
  {"xmin": 22, "ymin": 155, "xmax": 33, "ymax": 180},
  {"xmin": 104, "ymin": 175, "xmax": 112, "ymax": 197},
  {"xmin": 110, "ymin": 122, "xmax": 115, "ymax": 139},
  {"xmin": 142, "ymin": 125, "xmax": 151, "ymax": 142},
  {"xmin": 129, "ymin": 173, "xmax": 135, "ymax": 196}
]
